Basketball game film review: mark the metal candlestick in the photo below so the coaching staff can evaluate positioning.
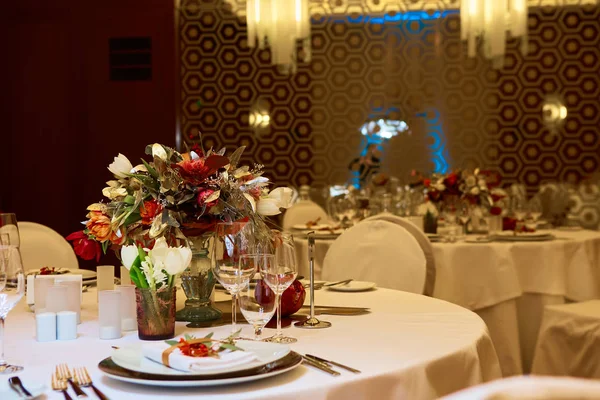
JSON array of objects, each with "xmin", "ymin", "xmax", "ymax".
[{"xmin": 294, "ymin": 232, "xmax": 331, "ymax": 329}]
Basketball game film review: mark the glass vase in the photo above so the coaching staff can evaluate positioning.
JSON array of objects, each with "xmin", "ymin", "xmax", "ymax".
[
  {"xmin": 175, "ymin": 234, "xmax": 222, "ymax": 327},
  {"xmin": 135, "ymin": 286, "xmax": 176, "ymax": 340}
]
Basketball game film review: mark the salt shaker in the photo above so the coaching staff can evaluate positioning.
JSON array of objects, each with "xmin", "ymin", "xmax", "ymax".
[{"xmin": 36, "ymin": 312, "xmax": 57, "ymax": 342}]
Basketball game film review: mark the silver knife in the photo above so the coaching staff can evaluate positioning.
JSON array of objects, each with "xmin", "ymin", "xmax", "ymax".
[
  {"xmin": 302, "ymin": 356, "xmax": 340, "ymax": 376},
  {"xmin": 305, "ymin": 354, "xmax": 361, "ymax": 373}
]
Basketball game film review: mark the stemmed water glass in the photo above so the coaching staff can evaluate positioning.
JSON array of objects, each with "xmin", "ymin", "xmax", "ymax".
[
  {"xmin": 211, "ymin": 222, "xmax": 256, "ymax": 333},
  {"xmin": 512, "ymin": 196, "xmax": 527, "ymax": 232},
  {"xmin": 238, "ymin": 254, "xmax": 277, "ymax": 341},
  {"xmin": 458, "ymin": 203, "xmax": 472, "ymax": 235},
  {"xmin": 0, "ymin": 234, "xmax": 26, "ymax": 373},
  {"xmin": 261, "ymin": 232, "xmax": 298, "ymax": 344}
]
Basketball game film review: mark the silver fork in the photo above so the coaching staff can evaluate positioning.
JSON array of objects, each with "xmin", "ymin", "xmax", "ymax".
[
  {"xmin": 74, "ymin": 367, "xmax": 110, "ymax": 400},
  {"xmin": 57, "ymin": 364, "xmax": 88, "ymax": 398},
  {"xmin": 52, "ymin": 372, "xmax": 73, "ymax": 400}
]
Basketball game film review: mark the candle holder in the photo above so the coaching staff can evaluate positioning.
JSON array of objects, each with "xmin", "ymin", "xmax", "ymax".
[{"xmin": 294, "ymin": 232, "xmax": 331, "ymax": 329}]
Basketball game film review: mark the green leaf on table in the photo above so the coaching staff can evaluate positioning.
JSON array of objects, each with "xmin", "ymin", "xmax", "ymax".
[
  {"xmin": 220, "ymin": 343, "xmax": 244, "ymax": 352},
  {"xmin": 184, "ymin": 333, "xmax": 194, "ymax": 341},
  {"xmin": 165, "ymin": 340, "xmax": 179, "ymax": 346},
  {"xmin": 204, "ymin": 332, "xmax": 214, "ymax": 339}
]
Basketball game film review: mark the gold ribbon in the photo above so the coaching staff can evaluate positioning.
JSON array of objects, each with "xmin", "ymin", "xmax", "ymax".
[{"xmin": 161, "ymin": 338, "xmax": 213, "ymax": 368}]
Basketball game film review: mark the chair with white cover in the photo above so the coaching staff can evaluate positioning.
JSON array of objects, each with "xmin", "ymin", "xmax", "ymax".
[
  {"xmin": 282, "ymin": 201, "xmax": 330, "ymax": 231},
  {"xmin": 532, "ymin": 300, "xmax": 600, "ymax": 378},
  {"xmin": 364, "ymin": 213, "xmax": 436, "ymax": 296},
  {"xmin": 18, "ymin": 222, "xmax": 79, "ymax": 271},
  {"xmin": 322, "ymin": 220, "xmax": 426, "ymax": 294},
  {"xmin": 441, "ymin": 376, "xmax": 600, "ymax": 400}
]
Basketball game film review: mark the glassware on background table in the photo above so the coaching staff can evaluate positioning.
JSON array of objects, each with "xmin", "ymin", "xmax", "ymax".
[
  {"xmin": 330, "ymin": 195, "xmax": 357, "ymax": 228},
  {"xmin": 0, "ymin": 237, "xmax": 26, "ymax": 373},
  {"xmin": 512, "ymin": 196, "xmax": 527, "ymax": 232},
  {"xmin": 0, "ymin": 214, "xmax": 20, "ymax": 249},
  {"xmin": 261, "ymin": 232, "xmax": 298, "ymax": 344},
  {"xmin": 528, "ymin": 196, "xmax": 543, "ymax": 227},
  {"xmin": 238, "ymin": 254, "xmax": 276, "ymax": 341},
  {"xmin": 212, "ymin": 222, "xmax": 256, "ymax": 333},
  {"xmin": 458, "ymin": 203, "xmax": 472, "ymax": 235},
  {"xmin": 98, "ymin": 290, "xmax": 122, "ymax": 340}
]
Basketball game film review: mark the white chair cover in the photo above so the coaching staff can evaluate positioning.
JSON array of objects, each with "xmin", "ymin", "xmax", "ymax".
[
  {"xmin": 18, "ymin": 221, "xmax": 79, "ymax": 271},
  {"xmin": 322, "ymin": 220, "xmax": 426, "ymax": 294},
  {"xmin": 532, "ymin": 300, "xmax": 600, "ymax": 378},
  {"xmin": 443, "ymin": 376, "xmax": 600, "ymax": 400},
  {"xmin": 282, "ymin": 200, "xmax": 329, "ymax": 231},
  {"xmin": 364, "ymin": 213, "xmax": 436, "ymax": 296}
]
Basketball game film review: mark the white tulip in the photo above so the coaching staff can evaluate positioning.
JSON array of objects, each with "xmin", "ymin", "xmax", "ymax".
[
  {"xmin": 256, "ymin": 198, "xmax": 282, "ymax": 216},
  {"xmin": 108, "ymin": 154, "xmax": 133, "ymax": 179},
  {"xmin": 267, "ymin": 187, "xmax": 294, "ymax": 209},
  {"xmin": 148, "ymin": 237, "xmax": 192, "ymax": 276},
  {"xmin": 121, "ymin": 245, "xmax": 138, "ymax": 270},
  {"xmin": 152, "ymin": 143, "xmax": 168, "ymax": 161}
]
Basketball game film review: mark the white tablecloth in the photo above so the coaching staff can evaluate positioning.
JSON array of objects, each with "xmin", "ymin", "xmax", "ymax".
[
  {"xmin": 2, "ymin": 288, "xmax": 501, "ymax": 399},
  {"xmin": 294, "ymin": 229, "xmax": 600, "ymax": 376}
]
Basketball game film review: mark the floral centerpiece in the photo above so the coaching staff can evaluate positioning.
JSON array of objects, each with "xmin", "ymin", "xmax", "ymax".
[{"xmin": 67, "ymin": 143, "xmax": 292, "ymax": 338}]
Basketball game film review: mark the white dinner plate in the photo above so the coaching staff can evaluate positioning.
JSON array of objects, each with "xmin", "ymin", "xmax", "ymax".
[
  {"xmin": 557, "ymin": 226, "xmax": 583, "ymax": 231},
  {"xmin": 111, "ymin": 340, "xmax": 291, "ymax": 376},
  {"xmin": 27, "ymin": 268, "xmax": 97, "ymax": 280},
  {"xmin": 327, "ymin": 281, "xmax": 376, "ymax": 292},
  {"xmin": 292, "ymin": 224, "xmax": 332, "ymax": 231},
  {"xmin": 492, "ymin": 232, "xmax": 555, "ymax": 242}
]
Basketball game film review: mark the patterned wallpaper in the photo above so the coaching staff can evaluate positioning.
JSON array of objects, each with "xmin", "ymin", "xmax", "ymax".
[{"xmin": 177, "ymin": 0, "xmax": 600, "ymax": 191}]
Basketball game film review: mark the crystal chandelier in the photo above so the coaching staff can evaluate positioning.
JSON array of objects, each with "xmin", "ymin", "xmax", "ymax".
[
  {"xmin": 460, "ymin": 0, "xmax": 528, "ymax": 68},
  {"xmin": 246, "ymin": 0, "xmax": 311, "ymax": 74}
]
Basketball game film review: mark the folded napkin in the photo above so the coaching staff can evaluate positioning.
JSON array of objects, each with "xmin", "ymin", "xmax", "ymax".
[{"xmin": 143, "ymin": 342, "xmax": 258, "ymax": 373}]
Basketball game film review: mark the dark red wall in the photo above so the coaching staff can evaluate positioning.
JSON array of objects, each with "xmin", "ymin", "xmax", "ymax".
[{"xmin": 0, "ymin": 0, "xmax": 176, "ymax": 268}]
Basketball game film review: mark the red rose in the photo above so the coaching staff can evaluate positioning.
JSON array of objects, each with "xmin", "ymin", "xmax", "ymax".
[
  {"xmin": 445, "ymin": 173, "xmax": 458, "ymax": 187},
  {"xmin": 66, "ymin": 231, "xmax": 101, "ymax": 262},
  {"xmin": 490, "ymin": 206, "xmax": 503, "ymax": 216},
  {"xmin": 140, "ymin": 200, "xmax": 162, "ymax": 225},
  {"xmin": 176, "ymin": 155, "xmax": 229, "ymax": 185},
  {"xmin": 423, "ymin": 179, "xmax": 431, "ymax": 187},
  {"xmin": 197, "ymin": 188, "xmax": 218, "ymax": 208}
]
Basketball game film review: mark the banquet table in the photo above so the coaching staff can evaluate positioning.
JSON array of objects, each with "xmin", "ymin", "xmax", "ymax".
[
  {"xmin": 294, "ymin": 228, "xmax": 600, "ymax": 376},
  {"xmin": 2, "ymin": 287, "xmax": 501, "ymax": 399}
]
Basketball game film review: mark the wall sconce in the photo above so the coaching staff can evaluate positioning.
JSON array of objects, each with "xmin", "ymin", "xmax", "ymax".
[{"xmin": 542, "ymin": 95, "xmax": 567, "ymax": 135}]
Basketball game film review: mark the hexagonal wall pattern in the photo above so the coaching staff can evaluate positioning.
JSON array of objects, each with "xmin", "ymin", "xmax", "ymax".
[{"xmin": 178, "ymin": 0, "xmax": 600, "ymax": 192}]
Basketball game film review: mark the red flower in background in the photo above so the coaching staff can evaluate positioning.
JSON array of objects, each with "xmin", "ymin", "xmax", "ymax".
[
  {"xmin": 176, "ymin": 155, "xmax": 230, "ymax": 185},
  {"xmin": 140, "ymin": 200, "xmax": 162, "ymax": 225},
  {"xmin": 66, "ymin": 231, "xmax": 101, "ymax": 261},
  {"xmin": 423, "ymin": 179, "xmax": 431, "ymax": 187},
  {"xmin": 197, "ymin": 188, "xmax": 218, "ymax": 208},
  {"xmin": 490, "ymin": 206, "xmax": 503, "ymax": 216}
]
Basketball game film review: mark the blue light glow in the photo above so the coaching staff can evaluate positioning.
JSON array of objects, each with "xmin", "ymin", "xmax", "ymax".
[{"xmin": 417, "ymin": 109, "xmax": 450, "ymax": 174}]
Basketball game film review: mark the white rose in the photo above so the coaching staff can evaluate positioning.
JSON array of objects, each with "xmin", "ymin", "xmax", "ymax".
[{"xmin": 108, "ymin": 154, "xmax": 133, "ymax": 179}]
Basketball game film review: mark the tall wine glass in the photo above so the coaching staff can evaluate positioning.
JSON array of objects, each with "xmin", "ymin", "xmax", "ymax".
[
  {"xmin": 212, "ymin": 222, "xmax": 256, "ymax": 333},
  {"xmin": 0, "ymin": 236, "xmax": 25, "ymax": 373},
  {"xmin": 458, "ymin": 202, "xmax": 472, "ymax": 235},
  {"xmin": 239, "ymin": 254, "xmax": 277, "ymax": 341},
  {"xmin": 261, "ymin": 232, "xmax": 298, "ymax": 344}
]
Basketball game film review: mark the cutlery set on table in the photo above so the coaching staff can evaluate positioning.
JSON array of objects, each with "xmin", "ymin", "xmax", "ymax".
[
  {"xmin": 9, "ymin": 365, "xmax": 108, "ymax": 400},
  {"xmin": 300, "ymin": 354, "xmax": 361, "ymax": 376}
]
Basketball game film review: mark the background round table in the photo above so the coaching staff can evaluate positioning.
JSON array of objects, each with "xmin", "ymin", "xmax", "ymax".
[
  {"xmin": 3, "ymin": 287, "xmax": 500, "ymax": 399},
  {"xmin": 294, "ymin": 228, "xmax": 600, "ymax": 376}
]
